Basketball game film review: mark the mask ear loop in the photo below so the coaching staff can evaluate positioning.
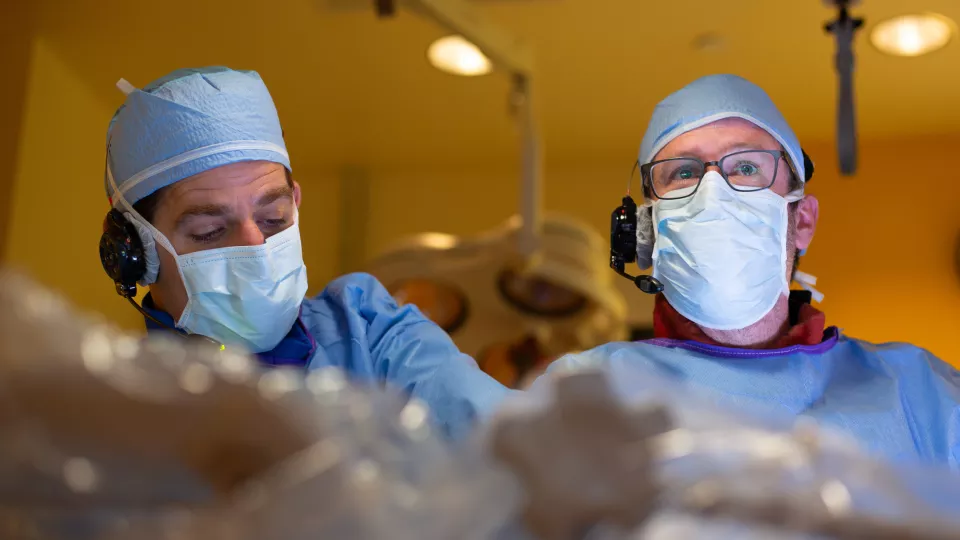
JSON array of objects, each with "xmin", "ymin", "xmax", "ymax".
[
  {"xmin": 781, "ymin": 157, "xmax": 819, "ymax": 301},
  {"xmin": 793, "ymin": 269, "xmax": 825, "ymax": 303},
  {"xmin": 116, "ymin": 78, "xmax": 136, "ymax": 95},
  {"xmin": 784, "ymin": 188, "xmax": 805, "ymax": 204},
  {"xmin": 106, "ymin": 158, "xmax": 180, "ymax": 263},
  {"xmin": 106, "ymin": 149, "xmax": 197, "ymax": 334}
]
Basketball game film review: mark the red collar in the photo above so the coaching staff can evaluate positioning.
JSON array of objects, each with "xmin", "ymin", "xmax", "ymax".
[{"xmin": 652, "ymin": 294, "xmax": 827, "ymax": 348}]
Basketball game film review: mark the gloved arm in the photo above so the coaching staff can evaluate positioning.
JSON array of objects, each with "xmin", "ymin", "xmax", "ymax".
[{"xmin": 306, "ymin": 273, "xmax": 516, "ymax": 440}]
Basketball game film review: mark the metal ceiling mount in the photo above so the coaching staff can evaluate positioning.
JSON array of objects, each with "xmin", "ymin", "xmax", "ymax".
[
  {"xmin": 374, "ymin": 0, "xmax": 396, "ymax": 17},
  {"xmin": 824, "ymin": 0, "xmax": 865, "ymax": 176}
]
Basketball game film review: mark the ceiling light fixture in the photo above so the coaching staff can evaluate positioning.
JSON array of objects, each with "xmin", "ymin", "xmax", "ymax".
[
  {"xmin": 427, "ymin": 35, "xmax": 493, "ymax": 76},
  {"xmin": 870, "ymin": 13, "xmax": 955, "ymax": 57}
]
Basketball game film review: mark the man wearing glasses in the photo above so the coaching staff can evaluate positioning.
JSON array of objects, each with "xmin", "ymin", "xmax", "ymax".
[{"xmin": 541, "ymin": 74, "xmax": 960, "ymax": 468}]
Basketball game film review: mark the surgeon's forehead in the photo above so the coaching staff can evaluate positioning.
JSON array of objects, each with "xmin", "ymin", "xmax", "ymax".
[
  {"xmin": 165, "ymin": 161, "xmax": 286, "ymax": 200},
  {"xmin": 653, "ymin": 117, "xmax": 780, "ymax": 161},
  {"xmin": 150, "ymin": 161, "xmax": 290, "ymax": 224}
]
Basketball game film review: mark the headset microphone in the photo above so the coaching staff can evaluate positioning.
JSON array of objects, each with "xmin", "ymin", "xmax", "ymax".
[
  {"xmin": 616, "ymin": 269, "xmax": 664, "ymax": 295},
  {"xmin": 610, "ymin": 194, "xmax": 664, "ymax": 295}
]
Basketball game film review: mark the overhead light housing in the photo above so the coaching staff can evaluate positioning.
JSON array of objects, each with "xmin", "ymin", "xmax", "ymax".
[
  {"xmin": 497, "ymin": 268, "xmax": 588, "ymax": 318},
  {"xmin": 389, "ymin": 278, "xmax": 468, "ymax": 333},
  {"xmin": 870, "ymin": 13, "xmax": 955, "ymax": 57},
  {"xmin": 427, "ymin": 35, "xmax": 492, "ymax": 76}
]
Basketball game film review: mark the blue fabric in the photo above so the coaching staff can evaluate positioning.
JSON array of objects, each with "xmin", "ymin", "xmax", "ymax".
[
  {"xmin": 545, "ymin": 332, "xmax": 960, "ymax": 469},
  {"xmin": 105, "ymin": 66, "xmax": 290, "ymax": 206},
  {"xmin": 639, "ymin": 74, "xmax": 806, "ymax": 182},
  {"xmin": 299, "ymin": 273, "xmax": 515, "ymax": 439},
  {"xmin": 142, "ymin": 273, "xmax": 514, "ymax": 439}
]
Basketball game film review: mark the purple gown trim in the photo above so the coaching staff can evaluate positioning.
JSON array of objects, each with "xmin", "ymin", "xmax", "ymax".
[{"xmin": 641, "ymin": 327, "xmax": 840, "ymax": 358}]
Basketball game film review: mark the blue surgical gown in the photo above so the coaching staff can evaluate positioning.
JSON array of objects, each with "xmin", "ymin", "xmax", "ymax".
[
  {"xmin": 143, "ymin": 272, "xmax": 513, "ymax": 440},
  {"xmin": 544, "ymin": 328, "xmax": 960, "ymax": 469}
]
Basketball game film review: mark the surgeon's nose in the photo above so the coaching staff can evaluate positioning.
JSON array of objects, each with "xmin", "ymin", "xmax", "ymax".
[{"xmin": 234, "ymin": 219, "xmax": 267, "ymax": 246}]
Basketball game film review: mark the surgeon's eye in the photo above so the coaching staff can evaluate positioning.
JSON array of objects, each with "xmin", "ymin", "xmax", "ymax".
[
  {"xmin": 260, "ymin": 218, "xmax": 289, "ymax": 230},
  {"xmin": 190, "ymin": 228, "xmax": 225, "ymax": 243},
  {"xmin": 664, "ymin": 164, "xmax": 701, "ymax": 183},
  {"xmin": 730, "ymin": 161, "xmax": 761, "ymax": 176}
]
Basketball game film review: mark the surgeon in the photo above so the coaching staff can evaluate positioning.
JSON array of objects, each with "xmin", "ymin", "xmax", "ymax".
[
  {"xmin": 99, "ymin": 67, "xmax": 510, "ymax": 439},
  {"xmin": 545, "ymin": 74, "xmax": 960, "ymax": 468}
]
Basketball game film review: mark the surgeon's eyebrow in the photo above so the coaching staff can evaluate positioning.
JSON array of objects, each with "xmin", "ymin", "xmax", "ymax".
[
  {"xmin": 174, "ymin": 204, "xmax": 230, "ymax": 229},
  {"xmin": 665, "ymin": 141, "xmax": 771, "ymax": 160},
  {"xmin": 255, "ymin": 185, "xmax": 294, "ymax": 208},
  {"xmin": 720, "ymin": 142, "xmax": 763, "ymax": 153},
  {"xmin": 171, "ymin": 185, "xmax": 293, "ymax": 230}
]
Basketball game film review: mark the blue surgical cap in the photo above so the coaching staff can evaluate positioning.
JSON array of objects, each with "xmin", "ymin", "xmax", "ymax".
[
  {"xmin": 639, "ymin": 74, "xmax": 805, "ymax": 184},
  {"xmin": 105, "ymin": 66, "xmax": 291, "ymax": 207}
]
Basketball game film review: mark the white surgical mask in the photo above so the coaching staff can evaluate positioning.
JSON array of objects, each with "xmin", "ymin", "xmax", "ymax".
[
  {"xmin": 155, "ymin": 216, "xmax": 309, "ymax": 353},
  {"xmin": 652, "ymin": 171, "xmax": 799, "ymax": 330},
  {"xmin": 106, "ymin": 161, "xmax": 308, "ymax": 352}
]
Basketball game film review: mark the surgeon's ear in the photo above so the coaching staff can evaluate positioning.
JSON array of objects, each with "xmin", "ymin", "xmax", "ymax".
[
  {"xmin": 293, "ymin": 180, "xmax": 302, "ymax": 208},
  {"xmin": 794, "ymin": 195, "xmax": 819, "ymax": 251}
]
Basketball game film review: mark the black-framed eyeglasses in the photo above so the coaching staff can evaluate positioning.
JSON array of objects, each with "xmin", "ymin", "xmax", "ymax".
[{"xmin": 639, "ymin": 150, "xmax": 788, "ymax": 200}]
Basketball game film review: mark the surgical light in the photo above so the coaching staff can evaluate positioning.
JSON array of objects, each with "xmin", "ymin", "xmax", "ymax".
[
  {"xmin": 870, "ymin": 13, "xmax": 955, "ymax": 57},
  {"xmin": 389, "ymin": 278, "xmax": 468, "ymax": 333},
  {"xmin": 427, "ymin": 35, "xmax": 493, "ymax": 76},
  {"xmin": 498, "ymin": 268, "xmax": 588, "ymax": 318}
]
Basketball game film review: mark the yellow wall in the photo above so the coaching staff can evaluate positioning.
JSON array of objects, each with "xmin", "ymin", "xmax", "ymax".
[
  {"xmin": 3, "ymin": 36, "xmax": 143, "ymax": 328},
  {"xmin": 0, "ymin": 2, "xmax": 36, "ymax": 260},
  {"xmin": 802, "ymin": 138, "xmax": 960, "ymax": 362}
]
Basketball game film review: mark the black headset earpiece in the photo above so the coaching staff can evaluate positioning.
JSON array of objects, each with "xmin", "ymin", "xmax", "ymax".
[
  {"xmin": 99, "ymin": 208, "xmax": 146, "ymax": 298},
  {"xmin": 610, "ymin": 194, "xmax": 663, "ymax": 295},
  {"xmin": 610, "ymin": 195, "xmax": 638, "ymax": 271}
]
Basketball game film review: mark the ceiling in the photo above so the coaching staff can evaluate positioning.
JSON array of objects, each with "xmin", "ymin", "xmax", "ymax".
[{"xmin": 33, "ymin": 0, "xmax": 960, "ymax": 173}]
